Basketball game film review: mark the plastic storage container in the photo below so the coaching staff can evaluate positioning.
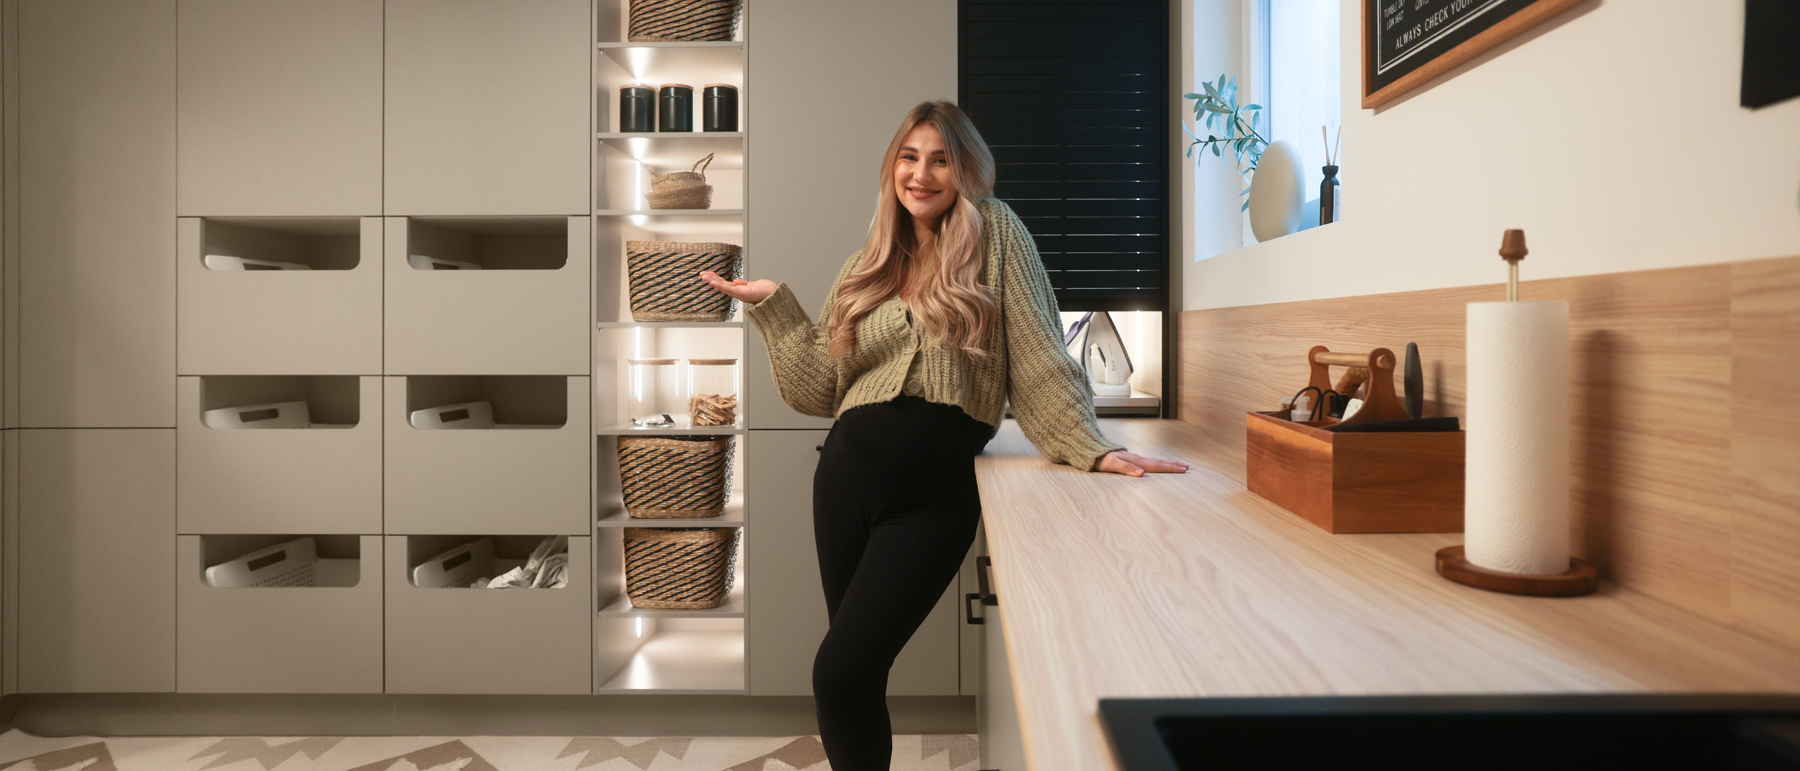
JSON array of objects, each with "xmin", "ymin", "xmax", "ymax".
[{"xmin": 687, "ymin": 358, "xmax": 739, "ymax": 427}]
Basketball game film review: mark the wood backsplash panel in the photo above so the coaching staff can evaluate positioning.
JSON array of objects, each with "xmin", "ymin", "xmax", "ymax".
[
  {"xmin": 1729, "ymin": 258, "xmax": 1800, "ymax": 647},
  {"xmin": 1178, "ymin": 256, "xmax": 1799, "ymax": 647}
]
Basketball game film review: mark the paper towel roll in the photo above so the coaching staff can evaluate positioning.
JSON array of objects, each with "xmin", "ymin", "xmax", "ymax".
[{"xmin": 1465, "ymin": 301, "xmax": 1571, "ymax": 575}]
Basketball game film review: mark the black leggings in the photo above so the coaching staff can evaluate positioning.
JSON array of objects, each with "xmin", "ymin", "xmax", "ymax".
[{"xmin": 811, "ymin": 395, "xmax": 996, "ymax": 770}]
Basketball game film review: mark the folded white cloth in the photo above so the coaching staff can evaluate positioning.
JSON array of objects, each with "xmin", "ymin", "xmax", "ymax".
[{"xmin": 480, "ymin": 535, "xmax": 569, "ymax": 589}]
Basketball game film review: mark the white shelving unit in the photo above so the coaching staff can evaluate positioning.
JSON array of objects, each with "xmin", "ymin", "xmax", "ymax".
[
  {"xmin": 594, "ymin": 620, "xmax": 746, "ymax": 693},
  {"xmin": 597, "ymin": 497, "xmax": 745, "ymax": 527},
  {"xmin": 591, "ymin": 3, "xmax": 751, "ymax": 694}
]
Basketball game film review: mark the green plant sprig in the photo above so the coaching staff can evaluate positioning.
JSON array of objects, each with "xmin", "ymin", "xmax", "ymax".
[{"xmin": 1183, "ymin": 75, "xmax": 1268, "ymax": 211}]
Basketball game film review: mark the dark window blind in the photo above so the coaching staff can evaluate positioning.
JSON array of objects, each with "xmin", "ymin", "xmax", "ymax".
[{"xmin": 960, "ymin": 0, "xmax": 1170, "ymax": 312}]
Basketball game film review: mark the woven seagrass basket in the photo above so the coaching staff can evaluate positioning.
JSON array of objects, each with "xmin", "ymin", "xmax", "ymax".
[
  {"xmin": 647, "ymin": 153, "xmax": 714, "ymax": 210},
  {"xmin": 626, "ymin": 240, "xmax": 741, "ymax": 322},
  {"xmin": 617, "ymin": 435, "xmax": 735, "ymax": 518},
  {"xmin": 622, "ymin": 527, "xmax": 740, "ymax": 609},
  {"xmin": 628, "ymin": 0, "xmax": 741, "ymax": 42}
]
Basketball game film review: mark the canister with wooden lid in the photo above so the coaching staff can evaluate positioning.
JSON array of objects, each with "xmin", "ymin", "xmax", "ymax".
[
  {"xmin": 702, "ymin": 84, "xmax": 738, "ymax": 132},
  {"xmin": 658, "ymin": 83, "xmax": 694, "ymax": 132}
]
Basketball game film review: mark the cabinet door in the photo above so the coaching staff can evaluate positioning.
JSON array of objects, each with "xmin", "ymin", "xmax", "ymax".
[
  {"xmin": 959, "ymin": 523, "xmax": 987, "ymax": 696},
  {"xmin": 20, "ymin": 430, "xmax": 176, "ymax": 693},
  {"xmin": 741, "ymin": 0, "xmax": 954, "ymax": 430},
  {"xmin": 19, "ymin": 0, "xmax": 175, "ymax": 428},
  {"xmin": 384, "ymin": 0, "xmax": 589, "ymax": 215},
  {"xmin": 745, "ymin": 429, "xmax": 963, "ymax": 696},
  {"xmin": 177, "ymin": 0, "xmax": 383, "ymax": 216}
]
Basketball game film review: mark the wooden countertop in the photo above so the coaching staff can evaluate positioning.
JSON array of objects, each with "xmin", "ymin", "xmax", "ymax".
[{"xmin": 974, "ymin": 418, "xmax": 1800, "ymax": 771}]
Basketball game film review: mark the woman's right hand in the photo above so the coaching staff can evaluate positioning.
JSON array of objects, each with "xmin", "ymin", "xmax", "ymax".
[{"xmin": 699, "ymin": 270, "xmax": 779, "ymax": 305}]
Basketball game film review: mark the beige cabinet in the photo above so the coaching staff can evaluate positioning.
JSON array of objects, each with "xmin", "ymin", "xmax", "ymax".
[
  {"xmin": 176, "ymin": 0, "xmax": 383, "ymax": 216},
  {"xmin": 177, "ymin": 535, "xmax": 383, "ymax": 693},
  {"xmin": 177, "ymin": 376, "xmax": 382, "ymax": 535},
  {"xmin": 383, "ymin": 216, "xmax": 591, "ymax": 375},
  {"xmin": 383, "ymin": 0, "xmax": 590, "ymax": 215},
  {"xmin": 741, "ymin": 0, "xmax": 954, "ymax": 431},
  {"xmin": 744, "ymin": 429, "xmax": 963, "ymax": 696},
  {"xmin": 177, "ymin": 218, "xmax": 383, "ymax": 375},
  {"xmin": 385, "ymin": 535, "xmax": 592, "ymax": 694},
  {"xmin": 19, "ymin": 430, "xmax": 176, "ymax": 693},
  {"xmin": 383, "ymin": 376, "xmax": 590, "ymax": 535},
  {"xmin": 19, "ymin": 0, "xmax": 176, "ymax": 428}
]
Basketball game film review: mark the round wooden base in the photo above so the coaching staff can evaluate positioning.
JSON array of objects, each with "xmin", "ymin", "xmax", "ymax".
[{"xmin": 1435, "ymin": 545, "xmax": 1599, "ymax": 597}]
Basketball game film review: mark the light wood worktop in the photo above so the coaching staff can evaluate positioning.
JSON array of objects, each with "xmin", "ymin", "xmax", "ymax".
[{"xmin": 974, "ymin": 418, "xmax": 1800, "ymax": 771}]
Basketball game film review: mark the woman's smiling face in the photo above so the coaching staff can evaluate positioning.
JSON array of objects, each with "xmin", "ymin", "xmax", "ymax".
[{"xmin": 894, "ymin": 122, "xmax": 958, "ymax": 228}]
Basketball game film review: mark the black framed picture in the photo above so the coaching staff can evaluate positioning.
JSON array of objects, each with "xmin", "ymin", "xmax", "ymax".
[{"xmin": 1362, "ymin": 0, "xmax": 1583, "ymax": 109}]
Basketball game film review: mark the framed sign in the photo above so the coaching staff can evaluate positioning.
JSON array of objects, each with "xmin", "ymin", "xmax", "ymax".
[{"xmin": 1362, "ymin": 0, "xmax": 1583, "ymax": 109}]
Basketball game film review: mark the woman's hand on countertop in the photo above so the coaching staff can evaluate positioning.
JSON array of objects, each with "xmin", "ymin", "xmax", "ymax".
[
  {"xmin": 699, "ymin": 270, "xmax": 779, "ymax": 305},
  {"xmin": 1094, "ymin": 450, "xmax": 1189, "ymax": 477}
]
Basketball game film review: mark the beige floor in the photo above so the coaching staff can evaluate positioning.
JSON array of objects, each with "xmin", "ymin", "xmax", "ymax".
[{"xmin": 0, "ymin": 731, "xmax": 980, "ymax": 771}]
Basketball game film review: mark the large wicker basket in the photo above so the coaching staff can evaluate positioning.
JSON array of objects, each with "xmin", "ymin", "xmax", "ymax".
[
  {"xmin": 628, "ymin": 0, "xmax": 741, "ymax": 43},
  {"xmin": 623, "ymin": 527, "xmax": 740, "ymax": 609},
  {"xmin": 626, "ymin": 240, "xmax": 741, "ymax": 322},
  {"xmin": 617, "ymin": 435, "xmax": 735, "ymax": 518},
  {"xmin": 647, "ymin": 153, "xmax": 714, "ymax": 210}
]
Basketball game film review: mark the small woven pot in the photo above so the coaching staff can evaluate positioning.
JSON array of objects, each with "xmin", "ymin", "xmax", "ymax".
[
  {"xmin": 623, "ymin": 527, "xmax": 740, "ymax": 609},
  {"xmin": 617, "ymin": 435, "xmax": 735, "ymax": 518},
  {"xmin": 626, "ymin": 240, "xmax": 741, "ymax": 322},
  {"xmin": 647, "ymin": 153, "xmax": 714, "ymax": 210},
  {"xmin": 628, "ymin": 0, "xmax": 741, "ymax": 42}
]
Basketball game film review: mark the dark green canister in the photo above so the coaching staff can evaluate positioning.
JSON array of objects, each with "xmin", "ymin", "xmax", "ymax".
[
  {"xmin": 619, "ymin": 85, "xmax": 654, "ymax": 132},
  {"xmin": 702, "ymin": 84, "xmax": 739, "ymax": 132},
  {"xmin": 658, "ymin": 83, "xmax": 694, "ymax": 132}
]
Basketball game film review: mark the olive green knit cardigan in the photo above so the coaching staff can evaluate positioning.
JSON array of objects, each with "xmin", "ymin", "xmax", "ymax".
[{"xmin": 744, "ymin": 197, "xmax": 1125, "ymax": 471}]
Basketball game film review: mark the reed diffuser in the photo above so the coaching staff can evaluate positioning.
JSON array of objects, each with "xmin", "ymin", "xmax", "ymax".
[{"xmin": 1319, "ymin": 125, "xmax": 1341, "ymax": 225}]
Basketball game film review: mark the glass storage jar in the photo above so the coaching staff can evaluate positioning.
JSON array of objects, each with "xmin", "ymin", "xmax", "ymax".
[
  {"xmin": 686, "ymin": 358, "xmax": 739, "ymax": 427},
  {"xmin": 627, "ymin": 358, "xmax": 682, "ymax": 427}
]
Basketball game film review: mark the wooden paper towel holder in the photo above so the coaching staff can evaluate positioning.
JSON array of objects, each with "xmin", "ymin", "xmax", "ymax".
[
  {"xmin": 1436, "ymin": 546, "xmax": 1599, "ymax": 597},
  {"xmin": 1434, "ymin": 229, "xmax": 1599, "ymax": 598}
]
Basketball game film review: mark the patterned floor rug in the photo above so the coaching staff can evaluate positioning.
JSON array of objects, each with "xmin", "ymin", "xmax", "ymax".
[{"xmin": 0, "ymin": 731, "xmax": 980, "ymax": 771}]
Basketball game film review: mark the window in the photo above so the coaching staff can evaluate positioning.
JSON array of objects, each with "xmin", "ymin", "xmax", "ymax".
[{"xmin": 1250, "ymin": 0, "xmax": 1342, "ymax": 231}]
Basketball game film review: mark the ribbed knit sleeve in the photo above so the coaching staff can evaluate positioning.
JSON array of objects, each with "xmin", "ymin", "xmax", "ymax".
[
  {"xmin": 743, "ymin": 250, "xmax": 862, "ymax": 419},
  {"xmin": 991, "ymin": 203, "xmax": 1126, "ymax": 470}
]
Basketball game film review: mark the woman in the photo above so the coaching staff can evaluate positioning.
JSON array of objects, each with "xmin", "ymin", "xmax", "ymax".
[{"xmin": 699, "ymin": 100, "xmax": 1186, "ymax": 770}]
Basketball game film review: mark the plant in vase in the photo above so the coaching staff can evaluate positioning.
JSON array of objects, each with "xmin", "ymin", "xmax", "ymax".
[{"xmin": 1183, "ymin": 75, "xmax": 1268, "ymax": 211}]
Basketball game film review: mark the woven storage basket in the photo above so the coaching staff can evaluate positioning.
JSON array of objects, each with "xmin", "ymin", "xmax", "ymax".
[
  {"xmin": 617, "ymin": 435, "xmax": 735, "ymax": 518},
  {"xmin": 628, "ymin": 0, "xmax": 740, "ymax": 42},
  {"xmin": 623, "ymin": 527, "xmax": 740, "ymax": 609},
  {"xmin": 647, "ymin": 153, "xmax": 714, "ymax": 210},
  {"xmin": 626, "ymin": 240, "xmax": 741, "ymax": 322}
]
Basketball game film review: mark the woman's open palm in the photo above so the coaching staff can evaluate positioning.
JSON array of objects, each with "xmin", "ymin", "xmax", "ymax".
[{"xmin": 699, "ymin": 270, "xmax": 778, "ymax": 305}]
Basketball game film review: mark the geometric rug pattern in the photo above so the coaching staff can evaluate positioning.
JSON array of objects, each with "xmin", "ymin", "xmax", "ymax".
[{"xmin": 0, "ymin": 731, "xmax": 981, "ymax": 771}]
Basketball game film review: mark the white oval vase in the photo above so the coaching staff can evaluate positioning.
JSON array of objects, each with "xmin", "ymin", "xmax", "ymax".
[{"xmin": 1248, "ymin": 139, "xmax": 1305, "ymax": 242}]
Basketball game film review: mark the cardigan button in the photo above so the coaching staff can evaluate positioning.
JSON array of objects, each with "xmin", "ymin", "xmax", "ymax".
[
  {"xmin": 811, "ymin": 327, "xmax": 830, "ymax": 344},
  {"xmin": 904, "ymin": 378, "xmax": 924, "ymax": 396}
]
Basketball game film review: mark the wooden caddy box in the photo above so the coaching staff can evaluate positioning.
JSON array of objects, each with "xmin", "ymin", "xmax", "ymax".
[
  {"xmin": 1246, "ymin": 412, "xmax": 1465, "ymax": 533},
  {"xmin": 1245, "ymin": 346, "xmax": 1465, "ymax": 534}
]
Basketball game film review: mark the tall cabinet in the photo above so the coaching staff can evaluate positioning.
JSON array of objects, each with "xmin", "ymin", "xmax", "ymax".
[{"xmin": 9, "ymin": 0, "xmax": 971, "ymax": 703}]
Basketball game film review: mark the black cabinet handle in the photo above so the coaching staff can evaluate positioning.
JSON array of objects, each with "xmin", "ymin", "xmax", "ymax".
[{"xmin": 966, "ymin": 555, "xmax": 998, "ymax": 626}]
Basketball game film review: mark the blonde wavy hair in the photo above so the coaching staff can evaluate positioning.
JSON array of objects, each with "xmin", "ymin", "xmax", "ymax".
[{"xmin": 829, "ymin": 101, "xmax": 998, "ymax": 359}]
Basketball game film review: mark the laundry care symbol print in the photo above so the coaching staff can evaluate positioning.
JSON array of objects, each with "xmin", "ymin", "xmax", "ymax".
[
  {"xmin": 190, "ymin": 738, "xmax": 344, "ymax": 769},
  {"xmin": 0, "ymin": 742, "xmax": 118, "ymax": 771},
  {"xmin": 556, "ymin": 738, "xmax": 692, "ymax": 770},
  {"xmin": 345, "ymin": 741, "xmax": 499, "ymax": 771}
]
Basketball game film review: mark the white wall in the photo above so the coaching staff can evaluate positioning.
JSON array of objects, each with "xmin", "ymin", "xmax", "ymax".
[{"xmin": 1182, "ymin": 0, "xmax": 1800, "ymax": 311}]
